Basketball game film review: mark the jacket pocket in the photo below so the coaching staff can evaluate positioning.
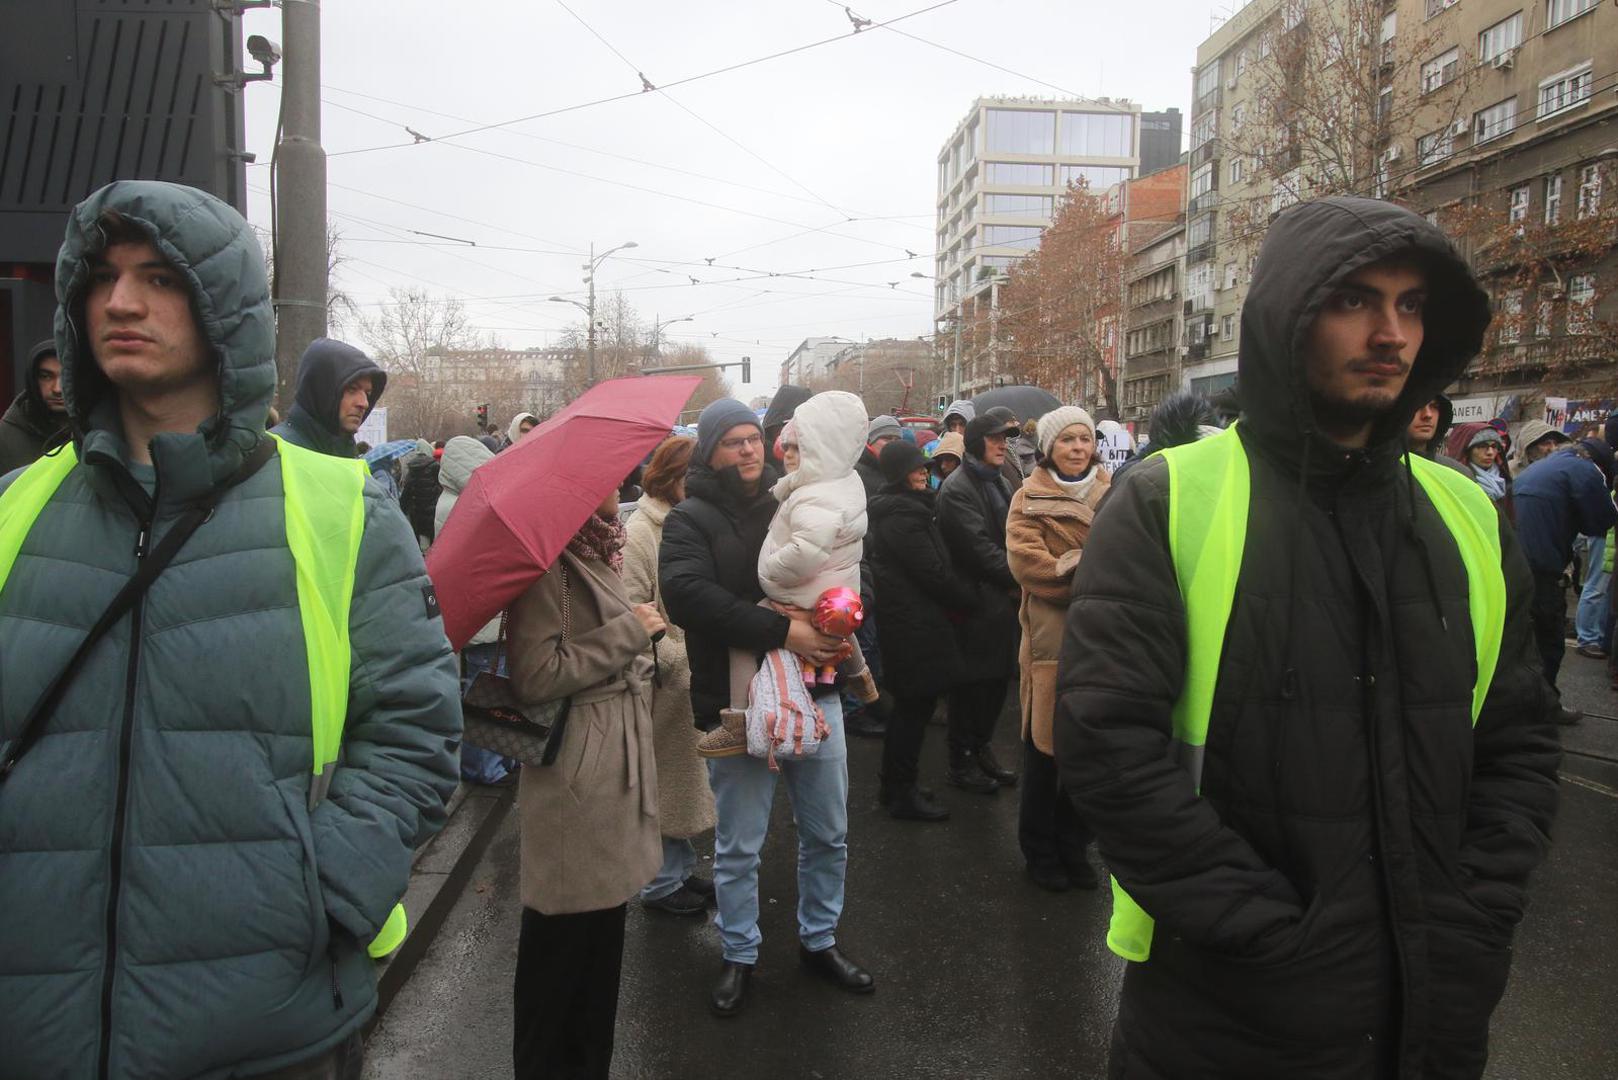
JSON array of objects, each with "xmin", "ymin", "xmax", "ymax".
[
  {"xmin": 564, "ymin": 711, "xmax": 609, "ymax": 800},
  {"xmin": 276, "ymin": 781, "xmax": 331, "ymax": 972}
]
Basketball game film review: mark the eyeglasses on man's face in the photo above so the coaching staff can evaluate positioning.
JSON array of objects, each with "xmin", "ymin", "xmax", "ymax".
[{"xmin": 719, "ymin": 434, "xmax": 764, "ymax": 452}]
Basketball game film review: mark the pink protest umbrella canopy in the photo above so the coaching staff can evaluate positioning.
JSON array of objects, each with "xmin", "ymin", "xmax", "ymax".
[{"xmin": 427, "ymin": 375, "xmax": 701, "ymax": 649}]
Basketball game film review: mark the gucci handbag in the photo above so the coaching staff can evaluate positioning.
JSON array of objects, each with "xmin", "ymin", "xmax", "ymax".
[{"xmin": 461, "ymin": 564, "xmax": 574, "ymax": 767}]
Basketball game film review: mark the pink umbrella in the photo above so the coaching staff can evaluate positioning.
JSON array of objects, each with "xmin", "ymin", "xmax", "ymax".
[{"xmin": 427, "ymin": 376, "xmax": 702, "ymax": 650}]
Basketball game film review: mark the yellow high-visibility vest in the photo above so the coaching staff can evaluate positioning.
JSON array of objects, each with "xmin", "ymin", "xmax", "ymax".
[
  {"xmin": 1105, "ymin": 426, "xmax": 1506, "ymax": 962},
  {"xmin": 0, "ymin": 435, "xmax": 408, "ymax": 959}
]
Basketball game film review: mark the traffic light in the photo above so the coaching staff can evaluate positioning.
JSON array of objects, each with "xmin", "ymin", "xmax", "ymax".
[
  {"xmin": 740, "ymin": 356, "xmax": 751, "ymax": 383},
  {"xmin": 475, "ymin": 403, "xmax": 489, "ymax": 427}
]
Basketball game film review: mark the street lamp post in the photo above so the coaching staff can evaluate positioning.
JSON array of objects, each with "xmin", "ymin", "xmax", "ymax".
[
  {"xmin": 549, "ymin": 240, "xmax": 637, "ymax": 387},
  {"xmin": 648, "ymin": 314, "xmax": 694, "ymax": 365}
]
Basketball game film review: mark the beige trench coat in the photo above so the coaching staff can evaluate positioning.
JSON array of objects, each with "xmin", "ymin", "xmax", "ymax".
[
  {"xmin": 507, "ymin": 547, "xmax": 661, "ymax": 915},
  {"xmin": 1005, "ymin": 465, "xmax": 1110, "ymax": 754},
  {"xmin": 622, "ymin": 494, "xmax": 715, "ymax": 839}
]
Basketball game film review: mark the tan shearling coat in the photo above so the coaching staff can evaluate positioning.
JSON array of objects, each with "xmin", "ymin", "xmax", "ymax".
[
  {"xmin": 622, "ymin": 494, "xmax": 716, "ymax": 840},
  {"xmin": 508, "ymin": 546, "xmax": 661, "ymax": 915},
  {"xmin": 1006, "ymin": 464, "xmax": 1110, "ymax": 753}
]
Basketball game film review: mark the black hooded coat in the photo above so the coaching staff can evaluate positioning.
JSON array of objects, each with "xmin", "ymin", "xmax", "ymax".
[
  {"xmin": 0, "ymin": 339, "xmax": 69, "ymax": 475},
  {"xmin": 762, "ymin": 383, "xmax": 812, "ymax": 473},
  {"xmin": 1054, "ymin": 198, "xmax": 1560, "ymax": 1079},
  {"xmin": 270, "ymin": 338, "xmax": 386, "ymax": 457}
]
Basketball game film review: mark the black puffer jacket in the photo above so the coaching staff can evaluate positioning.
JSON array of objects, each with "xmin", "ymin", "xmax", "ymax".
[
  {"xmin": 0, "ymin": 339, "xmax": 68, "ymax": 476},
  {"xmin": 1055, "ymin": 197, "xmax": 1560, "ymax": 1080},
  {"xmin": 855, "ymin": 446, "xmax": 884, "ymax": 498},
  {"xmin": 937, "ymin": 456, "xmax": 1019, "ymax": 681},
  {"xmin": 399, "ymin": 458, "xmax": 442, "ymax": 544},
  {"xmin": 867, "ymin": 484, "xmax": 981, "ymax": 698},
  {"xmin": 659, "ymin": 461, "xmax": 791, "ymax": 730}
]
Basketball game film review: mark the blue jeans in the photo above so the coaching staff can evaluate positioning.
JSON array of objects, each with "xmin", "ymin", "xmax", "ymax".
[
  {"xmin": 1576, "ymin": 536, "xmax": 1608, "ymax": 648},
  {"xmin": 641, "ymin": 837, "xmax": 698, "ymax": 901},
  {"xmin": 706, "ymin": 694, "xmax": 848, "ymax": 965},
  {"xmin": 461, "ymin": 643, "xmax": 516, "ymax": 785}
]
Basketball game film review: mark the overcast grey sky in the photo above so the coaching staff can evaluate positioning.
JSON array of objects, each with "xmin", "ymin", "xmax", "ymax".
[{"xmin": 240, "ymin": 0, "xmax": 1231, "ymax": 398}]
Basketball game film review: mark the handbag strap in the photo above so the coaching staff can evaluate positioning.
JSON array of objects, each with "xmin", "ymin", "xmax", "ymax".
[{"xmin": 1, "ymin": 438, "xmax": 276, "ymax": 781}]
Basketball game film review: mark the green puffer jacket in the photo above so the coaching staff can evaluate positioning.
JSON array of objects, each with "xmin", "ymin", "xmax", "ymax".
[{"xmin": 0, "ymin": 181, "xmax": 462, "ymax": 1079}]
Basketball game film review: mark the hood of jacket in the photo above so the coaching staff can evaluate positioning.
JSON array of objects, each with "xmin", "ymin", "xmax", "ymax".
[
  {"xmin": 282, "ymin": 338, "xmax": 387, "ymax": 456},
  {"xmin": 54, "ymin": 180, "xmax": 275, "ymax": 503},
  {"xmin": 943, "ymin": 399, "xmax": 976, "ymax": 427},
  {"xmin": 1239, "ymin": 197, "xmax": 1490, "ymax": 477},
  {"xmin": 763, "ymin": 384, "xmax": 812, "ymax": 433},
  {"xmin": 438, "ymin": 434, "xmax": 492, "ymax": 494},
  {"xmin": 772, "ymin": 390, "xmax": 867, "ymax": 501},
  {"xmin": 506, "ymin": 411, "xmax": 538, "ymax": 446},
  {"xmin": 1514, "ymin": 418, "xmax": 1568, "ymax": 456},
  {"xmin": 19, "ymin": 338, "xmax": 64, "ymax": 422},
  {"xmin": 633, "ymin": 491, "xmax": 672, "ymax": 529}
]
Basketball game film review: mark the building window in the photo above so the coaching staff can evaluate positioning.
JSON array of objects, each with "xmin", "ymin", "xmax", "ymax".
[
  {"xmin": 1259, "ymin": 32, "xmax": 1273, "ymax": 58},
  {"xmin": 1498, "ymin": 290, "xmax": 1523, "ymax": 344},
  {"xmin": 985, "ymin": 109, "xmax": 1055, "ymax": 155},
  {"xmin": 1191, "ymin": 164, "xmax": 1215, "ymax": 199},
  {"xmin": 1223, "ymin": 262, "xmax": 1238, "ymax": 290},
  {"xmin": 1221, "ymin": 314, "xmax": 1236, "ymax": 341},
  {"xmin": 1190, "ymin": 372, "xmax": 1238, "ymax": 397},
  {"xmin": 1535, "ymin": 285, "xmax": 1556, "ymax": 338},
  {"xmin": 1417, "ymin": 129, "xmax": 1454, "ymax": 167},
  {"xmin": 1478, "ymin": 13, "xmax": 1522, "ymax": 62},
  {"xmin": 983, "ymin": 194, "xmax": 1054, "ymax": 217},
  {"xmin": 1060, "ymin": 164, "xmax": 1131, "ymax": 189},
  {"xmin": 1237, "ymin": 50, "xmax": 1249, "ymax": 78},
  {"xmin": 979, "ymin": 254, "xmax": 1022, "ymax": 272},
  {"xmin": 1538, "ymin": 63, "xmax": 1593, "ymax": 120},
  {"xmin": 1272, "ymin": 169, "xmax": 1303, "ymax": 214},
  {"xmin": 983, "ymin": 224, "xmax": 1045, "ymax": 250},
  {"xmin": 1195, "ymin": 62, "xmax": 1220, "ymax": 101},
  {"xmin": 1421, "ymin": 48, "xmax": 1460, "ymax": 94},
  {"xmin": 1229, "ymin": 156, "xmax": 1244, "ymax": 186},
  {"xmin": 1508, "ymin": 185, "xmax": 1530, "ymax": 223},
  {"xmin": 1060, "ymin": 112, "xmax": 1133, "ymax": 157},
  {"xmin": 1281, "ymin": 0, "xmax": 1304, "ymax": 30},
  {"xmin": 1473, "ymin": 98, "xmax": 1518, "ymax": 142},
  {"xmin": 984, "ymin": 162, "xmax": 1053, "ymax": 186},
  {"xmin": 1231, "ymin": 102, "xmax": 1246, "ymax": 131},
  {"xmin": 1547, "ymin": 0, "xmax": 1596, "ymax": 29},
  {"xmin": 1544, "ymin": 174, "xmax": 1563, "ymax": 223},
  {"xmin": 1188, "ymin": 263, "xmax": 1214, "ymax": 309},
  {"xmin": 1191, "ymin": 112, "xmax": 1217, "ymax": 149},
  {"xmin": 1377, "ymin": 87, "xmax": 1393, "ymax": 123},
  {"xmin": 1188, "ymin": 214, "xmax": 1213, "ymax": 249},
  {"xmin": 1426, "ymin": 0, "xmax": 1459, "ymax": 15},
  {"xmin": 1567, "ymin": 274, "xmax": 1595, "ymax": 334},
  {"xmin": 1577, "ymin": 164, "xmax": 1603, "ymax": 218}
]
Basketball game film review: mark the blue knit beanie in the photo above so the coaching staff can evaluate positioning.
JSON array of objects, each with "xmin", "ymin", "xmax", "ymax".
[{"xmin": 696, "ymin": 398, "xmax": 763, "ymax": 466}]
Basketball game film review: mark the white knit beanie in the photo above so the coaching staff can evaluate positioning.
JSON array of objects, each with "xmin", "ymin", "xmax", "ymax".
[{"xmin": 1036, "ymin": 406, "xmax": 1096, "ymax": 458}]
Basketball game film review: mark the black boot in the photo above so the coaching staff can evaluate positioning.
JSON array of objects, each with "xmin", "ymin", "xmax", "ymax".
[
  {"xmin": 799, "ymin": 945, "xmax": 875, "ymax": 993},
  {"xmin": 710, "ymin": 961, "xmax": 753, "ymax": 1017},
  {"xmin": 887, "ymin": 784, "xmax": 950, "ymax": 822},
  {"xmin": 946, "ymin": 749, "xmax": 999, "ymax": 794},
  {"xmin": 976, "ymin": 744, "xmax": 1018, "ymax": 787},
  {"xmin": 879, "ymin": 778, "xmax": 936, "ymax": 806}
]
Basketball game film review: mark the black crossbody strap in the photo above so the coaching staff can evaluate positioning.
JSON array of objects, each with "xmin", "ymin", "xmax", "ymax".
[{"xmin": 0, "ymin": 439, "xmax": 275, "ymax": 781}]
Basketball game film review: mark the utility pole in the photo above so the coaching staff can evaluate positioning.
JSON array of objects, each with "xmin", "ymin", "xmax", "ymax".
[
  {"xmin": 952, "ymin": 314, "xmax": 963, "ymax": 400},
  {"xmin": 272, "ymin": 0, "xmax": 326, "ymax": 406},
  {"xmin": 586, "ymin": 242, "xmax": 598, "ymax": 387}
]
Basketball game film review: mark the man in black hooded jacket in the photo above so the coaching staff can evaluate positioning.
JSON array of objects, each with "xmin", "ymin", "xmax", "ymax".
[
  {"xmin": 270, "ymin": 337, "xmax": 387, "ymax": 457},
  {"xmin": 1056, "ymin": 197, "xmax": 1559, "ymax": 1079},
  {"xmin": 0, "ymin": 339, "xmax": 70, "ymax": 475}
]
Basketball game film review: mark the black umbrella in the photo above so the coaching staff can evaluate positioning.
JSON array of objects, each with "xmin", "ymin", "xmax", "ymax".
[{"xmin": 971, "ymin": 385, "xmax": 1062, "ymax": 423}]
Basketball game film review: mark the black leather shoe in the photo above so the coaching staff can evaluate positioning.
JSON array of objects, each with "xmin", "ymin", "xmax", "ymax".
[
  {"xmin": 799, "ymin": 945, "xmax": 875, "ymax": 993},
  {"xmin": 946, "ymin": 762, "xmax": 999, "ymax": 794},
  {"xmin": 887, "ymin": 785, "xmax": 950, "ymax": 822},
  {"xmin": 644, "ymin": 885, "xmax": 707, "ymax": 916},
  {"xmin": 879, "ymin": 781, "xmax": 936, "ymax": 806},
  {"xmin": 710, "ymin": 961, "xmax": 753, "ymax": 1017},
  {"xmin": 975, "ymin": 745, "xmax": 1018, "ymax": 786},
  {"xmin": 1027, "ymin": 863, "xmax": 1071, "ymax": 893},
  {"xmin": 1555, "ymin": 705, "xmax": 1583, "ymax": 725},
  {"xmin": 682, "ymin": 874, "xmax": 715, "ymax": 898}
]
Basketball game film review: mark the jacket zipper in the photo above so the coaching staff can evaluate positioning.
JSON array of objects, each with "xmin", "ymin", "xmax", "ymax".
[
  {"xmin": 328, "ymin": 941, "xmax": 344, "ymax": 1010},
  {"xmin": 97, "ymin": 517, "xmax": 149, "ymax": 1080}
]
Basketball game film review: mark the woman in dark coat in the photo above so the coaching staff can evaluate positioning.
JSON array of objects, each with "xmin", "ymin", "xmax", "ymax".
[{"xmin": 868, "ymin": 441, "xmax": 982, "ymax": 820}]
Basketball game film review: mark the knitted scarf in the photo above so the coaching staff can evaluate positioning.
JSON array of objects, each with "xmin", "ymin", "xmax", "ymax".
[{"xmin": 567, "ymin": 511, "xmax": 626, "ymax": 572}]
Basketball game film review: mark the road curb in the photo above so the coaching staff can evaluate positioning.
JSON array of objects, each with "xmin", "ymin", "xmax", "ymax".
[{"xmin": 370, "ymin": 779, "xmax": 517, "ymax": 1024}]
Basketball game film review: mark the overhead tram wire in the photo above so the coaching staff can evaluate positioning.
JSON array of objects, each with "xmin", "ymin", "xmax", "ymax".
[{"xmin": 327, "ymin": 0, "xmax": 962, "ymax": 158}]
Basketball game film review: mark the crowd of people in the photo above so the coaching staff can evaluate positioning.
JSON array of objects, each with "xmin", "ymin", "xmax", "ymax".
[{"xmin": 1, "ymin": 180, "xmax": 1612, "ymax": 1080}]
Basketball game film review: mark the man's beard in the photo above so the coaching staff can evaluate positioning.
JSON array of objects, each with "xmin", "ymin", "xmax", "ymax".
[{"xmin": 1311, "ymin": 388, "xmax": 1401, "ymax": 435}]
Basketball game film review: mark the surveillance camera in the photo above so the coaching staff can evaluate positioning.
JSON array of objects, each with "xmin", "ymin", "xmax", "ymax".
[{"xmin": 246, "ymin": 35, "xmax": 282, "ymax": 68}]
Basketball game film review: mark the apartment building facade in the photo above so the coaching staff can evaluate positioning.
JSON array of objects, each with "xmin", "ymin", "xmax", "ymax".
[
  {"xmin": 933, "ymin": 96, "xmax": 1144, "ymax": 397},
  {"xmin": 781, "ymin": 336, "xmax": 856, "ymax": 386},
  {"xmin": 1395, "ymin": 0, "xmax": 1616, "ymax": 422}
]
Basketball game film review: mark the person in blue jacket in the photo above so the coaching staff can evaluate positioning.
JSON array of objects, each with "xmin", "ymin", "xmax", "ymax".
[{"xmin": 1512, "ymin": 437, "xmax": 1618, "ymax": 706}]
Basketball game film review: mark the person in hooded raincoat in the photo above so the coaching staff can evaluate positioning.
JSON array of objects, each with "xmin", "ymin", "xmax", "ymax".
[
  {"xmin": 0, "ymin": 338, "xmax": 70, "ymax": 475},
  {"xmin": 1056, "ymin": 197, "xmax": 1559, "ymax": 1079},
  {"xmin": 270, "ymin": 338, "xmax": 386, "ymax": 457}
]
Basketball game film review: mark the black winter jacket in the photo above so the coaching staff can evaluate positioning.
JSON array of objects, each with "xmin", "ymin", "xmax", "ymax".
[
  {"xmin": 867, "ymin": 485, "xmax": 981, "ymax": 698},
  {"xmin": 0, "ymin": 340, "xmax": 68, "ymax": 476},
  {"xmin": 269, "ymin": 338, "xmax": 386, "ymax": 458},
  {"xmin": 1056, "ymin": 197, "xmax": 1560, "ymax": 1080},
  {"xmin": 855, "ymin": 447, "xmax": 884, "ymax": 499},
  {"xmin": 659, "ymin": 461, "xmax": 791, "ymax": 730},
  {"xmin": 937, "ymin": 456, "xmax": 1019, "ymax": 681},
  {"xmin": 399, "ymin": 459, "xmax": 442, "ymax": 544}
]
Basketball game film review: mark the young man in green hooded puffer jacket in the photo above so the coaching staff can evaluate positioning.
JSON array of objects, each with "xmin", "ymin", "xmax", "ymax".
[{"xmin": 0, "ymin": 180, "xmax": 462, "ymax": 1079}]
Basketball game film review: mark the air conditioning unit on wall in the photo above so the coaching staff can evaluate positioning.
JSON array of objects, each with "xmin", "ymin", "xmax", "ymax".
[
  {"xmin": 1492, "ymin": 48, "xmax": 1516, "ymax": 70},
  {"xmin": 1382, "ymin": 143, "xmax": 1402, "ymax": 162},
  {"xmin": 1449, "ymin": 118, "xmax": 1470, "ymax": 137}
]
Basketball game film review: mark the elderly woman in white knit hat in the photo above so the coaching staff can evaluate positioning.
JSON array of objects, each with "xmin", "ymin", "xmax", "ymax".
[{"xmin": 1004, "ymin": 405, "xmax": 1109, "ymax": 892}]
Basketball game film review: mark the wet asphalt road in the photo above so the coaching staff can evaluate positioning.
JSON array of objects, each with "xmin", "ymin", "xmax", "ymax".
[{"xmin": 366, "ymin": 665, "xmax": 1618, "ymax": 1080}]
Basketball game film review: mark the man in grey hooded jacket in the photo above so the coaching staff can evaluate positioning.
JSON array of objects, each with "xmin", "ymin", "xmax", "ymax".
[{"xmin": 0, "ymin": 181, "xmax": 461, "ymax": 1078}]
